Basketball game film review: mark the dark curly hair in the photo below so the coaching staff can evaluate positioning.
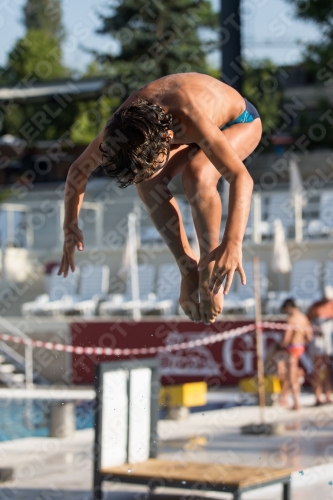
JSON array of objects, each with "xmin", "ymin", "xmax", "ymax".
[
  {"xmin": 99, "ymin": 98, "xmax": 173, "ymax": 188},
  {"xmin": 281, "ymin": 298, "xmax": 297, "ymax": 311}
]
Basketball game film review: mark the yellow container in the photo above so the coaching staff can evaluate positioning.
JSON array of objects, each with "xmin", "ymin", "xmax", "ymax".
[
  {"xmin": 160, "ymin": 382, "xmax": 207, "ymax": 407},
  {"xmin": 239, "ymin": 375, "xmax": 281, "ymax": 394}
]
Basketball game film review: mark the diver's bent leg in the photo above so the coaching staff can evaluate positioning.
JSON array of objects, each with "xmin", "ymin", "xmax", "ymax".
[
  {"xmin": 289, "ymin": 356, "xmax": 301, "ymax": 410},
  {"xmin": 182, "ymin": 120, "xmax": 262, "ymax": 324},
  {"xmin": 182, "ymin": 152, "xmax": 223, "ymax": 324},
  {"xmin": 136, "ymin": 146, "xmax": 200, "ymax": 322}
]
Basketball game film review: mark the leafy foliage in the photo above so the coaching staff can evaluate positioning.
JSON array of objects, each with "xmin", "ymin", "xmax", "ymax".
[
  {"xmin": 23, "ymin": 0, "xmax": 64, "ymax": 40},
  {"xmin": 243, "ymin": 60, "xmax": 282, "ymax": 132},
  {"xmin": 70, "ymin": 96, "xmax": 121, "ymax": 144},
  {"xmin": 4, "ymin": 29, "xmax": 68, "ymax": 84},
  {"xmin": 2, "ymin": 100, "xmax": 81, "ymax": 142},
  {"xmin": 1, "ymin": 0, "xmax": 74, "ymax": 140},
  {"xmin": 287, "ymin": 0, "xmax": 333, "ymax": 30},
  {"xmin": 281, "ymin": 0, "xmax": 333, "ymax": 147},
  {"xmin": 292, "ymin": 98, "xmax": 333, "ymax": 150},
  {"xmin": 1, "ymin": 28, "xmax": 74, "ymax": 140},
  {"xmin": 287, "ymin": 0, "xmax": 333, "ymax": 78},
  {"xmin": 94, "ymin": 0, "xmax": 218, "ymax": 91}
]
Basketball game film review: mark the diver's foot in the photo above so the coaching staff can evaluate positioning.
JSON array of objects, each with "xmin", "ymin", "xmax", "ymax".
[
  {"xmin": 179, "ymin": 268, "xmax": 200, "ymax": 322},
  {"xmin": 199, "ymin": 263, "xmax": 224, "ymax": 325}
]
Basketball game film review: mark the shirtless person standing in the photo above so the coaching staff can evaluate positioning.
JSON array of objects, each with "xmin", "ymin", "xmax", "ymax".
[
  {"xmin": 57, "ymin": 73, "xmax": 262, "ymax": 324},
  {"xmin": 280, "ymin": 298, "xmax": 313, "ymax": 410}
]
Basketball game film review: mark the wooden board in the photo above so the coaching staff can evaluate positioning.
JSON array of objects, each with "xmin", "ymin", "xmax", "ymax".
[{"xmin": 102, "ymin": 459, "xmax": 292, "ymax": 488}]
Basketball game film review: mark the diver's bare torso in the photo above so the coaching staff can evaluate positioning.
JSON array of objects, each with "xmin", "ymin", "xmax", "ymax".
[{"xmin": 118, "ymin": 73, "xmax": 246, "ymax": 146}]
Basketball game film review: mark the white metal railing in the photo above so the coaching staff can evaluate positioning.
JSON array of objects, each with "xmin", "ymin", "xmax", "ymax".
[
  {"xmin": 0, "ymin": 191, "xmax": 331, "ymax": 254},
  {"xmin": 0, "ymin": 316, "xmax": 49, "ymax": 388},
  {"xmin": 252, "ymin": 193, "xmax": 262, "ymax": 244},
  {"xmin": 58, "ymin": 200, "xmax": 105, "ymax": 249},
  {"xmin": 294, "ymin": 193, "xmax": 303, "ymax": 242},
  {"xmin": 250, "ymin": 192, "xmax": 305, "ymax": 243},
  {"xmin": 0, "ymin": 203, "xmax": 34, "ymax": 249}
]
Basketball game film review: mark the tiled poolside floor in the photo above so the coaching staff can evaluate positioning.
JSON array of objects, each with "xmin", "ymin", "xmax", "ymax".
[{"xmin": 1, "ymin": 398, "xmax": 333, "ymax": 500}]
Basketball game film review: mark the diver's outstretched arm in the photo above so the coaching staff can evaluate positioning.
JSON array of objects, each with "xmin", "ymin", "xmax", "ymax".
[{"xmin": 58, "ymin": 128, "xmax": 104, "ymax": 277}]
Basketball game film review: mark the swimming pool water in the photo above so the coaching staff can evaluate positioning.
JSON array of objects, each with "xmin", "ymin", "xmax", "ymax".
[
  {"xmin": 0, "ymin": 399, "xmax": 94, "ymax": 441},
  {"xmin": 0, "ymin": 398, "xmax": 252, "ymax": 441}
]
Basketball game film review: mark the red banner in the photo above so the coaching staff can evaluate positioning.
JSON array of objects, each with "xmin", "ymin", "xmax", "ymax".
[{"xmin": 70, "ymin": 320, "xmax": 307, "ymax": 386}]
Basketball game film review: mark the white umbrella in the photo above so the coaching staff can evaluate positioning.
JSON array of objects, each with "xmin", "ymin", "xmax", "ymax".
[
  {"xmin": 118, "ymin": 231, "xmax": 131, "ymax": 281},
  {"xmin": 127, "ymin": 212, "xmax": 141, "ymax": 320},
  {"xmin": 121, "ymin": 233, "xmax": 131, "ymax": 270},
  {"xmin": 272, "ymin": 219, "xmax": 291, "ymax": 274},
  {"xmin": 289, "ymin": 159, "xmax": 302, "ymax": 195},
  {"xmin": 289, "ymin": 159, "xmax": 305, "ymax": 242}
]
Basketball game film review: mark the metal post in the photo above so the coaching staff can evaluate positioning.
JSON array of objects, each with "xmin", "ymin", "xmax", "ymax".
[
  {"xmin": 252, "ymin": 193, "xmax": 262, "ymax": 244},
  {"xmin": 134, "ymin": 201, "xmax": 141, "ymax": 248},
  {"xmin": 220, "ymin": 0, "xmax": 242, "ymax": 93},
  {"xmin": 96, "ymin": 204, "xmax": 103, "ymax": 248},
  {"xmin": 253, "ymin": 256, "xmax": 265, "ymax": 421},
  {"xmin": 93, "ymin": 473, "xmax": 103, "ymax": 500},
  {"xmin": 283, "ymin": 480, "xmax": 291, "ymax": 500},
  {"xmin": 58, "ymin": 201, "xmax": 65, "ymax": 249},
  {"xmin": 128, "ymin": 213, "xmax": 141, "ymax": 321},
  {"xmin": 7, "ymin": 209, "xmax": 14, "ymax": 246},
  {"xmin": 294, "ymin": 193, "xmax": 303, "ymax": 242},
  {"xmin": 1, "ymin": 241, "xmax": 6, "ymax": 281},
  {"xmin": 50, "ymin": 402, "xmax": 75, "ymax": 438},
  {"xmin": 233, "ymin": 489, "xmax": 241, "ymax": 500},
  {"xmin": 26, "ymin": 211, "xmax": 34, "ymax": 249},
  {"xmin": 25, "ymin": 344, "xmax": 34, "ymax": 389}
]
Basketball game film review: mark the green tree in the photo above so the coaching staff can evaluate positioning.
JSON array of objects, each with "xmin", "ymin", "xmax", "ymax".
[
  {"xmin": 243, "ymin": 60, "xmax": 282, "ymax": 132},
  {"xmin": 2, "ymin": 29, "xmax": 75, "ymax": 141},
  {"xmin": 286, "ymin": 0, "xmax": 333, "ymax": 79},
  {"xmin": 23, "ymin": 0, "xmax": 64, "ymax": 40},
  {"xmin": 5, "ymin": 29, "xmax": 68, "ymax": 84},
  {"xmin": 95, "ymin": 0, "xmax": 218, "ymax": 91},
  {"xmin": 70, "ymin": 96, "xmax": 120, "ymax": 144},
  {"xmin": 0, "ymin": 0, "xmax": 78, "ymax": 140},
  {"xmin": 281, "ymin": 1, "xmax": 333, "ymax": 147}
]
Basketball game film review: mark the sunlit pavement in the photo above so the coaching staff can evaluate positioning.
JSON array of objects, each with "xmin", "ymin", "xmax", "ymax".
[{"xmin": 1, "ymin": 398, "xmax": 333, "ymax": 500}]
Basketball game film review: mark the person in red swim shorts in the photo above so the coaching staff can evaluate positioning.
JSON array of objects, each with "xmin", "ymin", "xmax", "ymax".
[{"xmin": 280, "ymin": 298, "xmax": 313, "ymax": 410}]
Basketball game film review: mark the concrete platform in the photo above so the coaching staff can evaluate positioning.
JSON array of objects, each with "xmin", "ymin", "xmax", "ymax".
[{"xmin": 0, "ymin": 403, "xmax": 333, "ymax": 499}]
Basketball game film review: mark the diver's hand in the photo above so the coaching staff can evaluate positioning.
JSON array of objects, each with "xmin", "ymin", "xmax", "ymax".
[
  {"xmin": 198, "ymin": 240, "xmax": 246, "ymax": 295},
  {"xmin": 57, "ymin": 225, "xmax": 84, "ymax": 277}
]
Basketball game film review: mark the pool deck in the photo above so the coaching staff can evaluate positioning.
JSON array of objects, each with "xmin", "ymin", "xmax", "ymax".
[
  {"xmin": 0, "ymin": 398, "xmax": 333, "ymax": 499},
  {"xmin": 0, "ymin": 386, "xmax": 95, "ymax": 400}
]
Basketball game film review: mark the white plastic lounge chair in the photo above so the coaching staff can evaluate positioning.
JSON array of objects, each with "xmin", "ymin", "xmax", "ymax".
[
  {"xmin": 320, "ymin": 192, "xmax": 333, "ymax": 235},
  {"xmin": 145, "ymin": 263, "xmax": 181, "ymax": 316},
  {"xmin": 290, "ymin": 259, "xmax": 322, "ymax": 311},
  {"xmin": 100, "ymin": 265, "xmax": 157, "ymax": 316},
  {"xmin": 224, "ymin": 261, "xmax": 268, "ymax": 315},
  {"xmin": 55, "ymin": 265, "xmax": 110, "ymax": 316},
  {"xmin": 140, "ymin": 225, "xmax": 163, "ymax": 245},
  {"xmin": 265, "ymin": 193, "xmax": 294, "ymax": 238},
  {"xmin": 266, "ymin": 260, "xmax": 322, "ymax": 314},
  {"xmin": 22, "ymin": 267, "xmax": 80, "ymax": 316}
]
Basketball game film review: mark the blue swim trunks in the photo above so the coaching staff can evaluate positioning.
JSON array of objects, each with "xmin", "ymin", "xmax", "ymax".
[{"xmin": 220, "ymin": 98, "xmax": 260, "ymax": 130}]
